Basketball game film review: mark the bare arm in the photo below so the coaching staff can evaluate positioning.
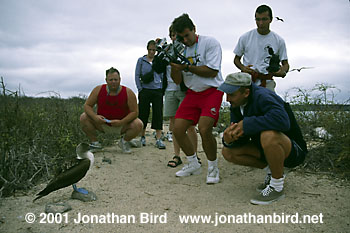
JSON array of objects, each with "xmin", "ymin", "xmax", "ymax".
[
  {"xmin": 233, "ymin": 55, "xmax": 256, "ymax": 75},
  {"xmin": 84, "ymin": 85, "xmax": 106, "ymax": 124},
  {"xmin": 170, "ymin": 62, "xmax": 218, "ymax": 84}
]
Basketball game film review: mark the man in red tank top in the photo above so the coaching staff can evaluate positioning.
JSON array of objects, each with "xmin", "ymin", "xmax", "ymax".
[{"xmin": 80, "ymin": 67, "xmax": 143, "ymax": 153}]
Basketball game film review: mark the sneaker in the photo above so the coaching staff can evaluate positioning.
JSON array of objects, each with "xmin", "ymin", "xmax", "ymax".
[
  {"xmin": 167, "ymin": 131, "xmax": 173, "ymax": 142},
  {"xmin": 156, "ymin": 139, "xmax": 166, "ymax": 149},
  {"xmin": 256, "ymin": 173, "xmax": 271, "ymax": 192},
  {"xmin": 256, "ymin": 174, "xmax": 286, "ymax": 192},
  {"xmin": 206, "ymin": 166, "xmax": 220, "ymax": 184},
  {"xmin": 89, "ymin": 141, "xmax": 102, "ymax": 151},
  {"xmin": 118, "ymin": 138, "xmax": 131, "ymax": 154},
  {"xmin": 128, "ymin": 139, "xmax": 142, "ymax": 148},
  {"xmin": 140, "ymin": 136, "xmax": 146, "ymax": 146},
  {"xmin": 176, "ymin": 162, "xmax": 201, "ymax": 177},
  {"xmin": 250, "ymin": 185, "xmax": 285, "ymax": 205}
]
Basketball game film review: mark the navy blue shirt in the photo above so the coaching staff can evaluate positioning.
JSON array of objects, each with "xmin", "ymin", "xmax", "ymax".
[{"xmin": 230, "ymin": 83, "xmax": 290, "ymax": 136}]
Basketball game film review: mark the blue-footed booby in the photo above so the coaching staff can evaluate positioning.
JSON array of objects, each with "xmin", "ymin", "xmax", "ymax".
[{"xmin": 33, "ymin": 143, "xmax": 94, "ymax": 202}]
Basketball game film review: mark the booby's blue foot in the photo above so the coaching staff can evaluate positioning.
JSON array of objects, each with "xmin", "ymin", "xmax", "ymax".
[{"xmin": 72, "ymin": 184, "xmax": 89, "ymax": 195}]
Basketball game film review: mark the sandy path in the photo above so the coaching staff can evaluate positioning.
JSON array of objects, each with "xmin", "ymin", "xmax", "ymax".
[{"xmin": 0, "ymin": 126, "xmax": 349, "ymax": 232}]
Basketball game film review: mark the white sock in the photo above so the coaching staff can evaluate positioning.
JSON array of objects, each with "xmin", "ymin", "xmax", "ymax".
[
  {"xmin": 208, "ymin": 158, "xmax": 218, "ymax": 168},
  {"xmin": 270, "ymin": 177, "xmax": 284, "ymax": 192},
  {"xmin": 187, "ymin": 153, "xmax": 199, "ymax": 165},
  {"xmin": 263, "ymin": 166, "xmax": 271, "ymax": 175}
]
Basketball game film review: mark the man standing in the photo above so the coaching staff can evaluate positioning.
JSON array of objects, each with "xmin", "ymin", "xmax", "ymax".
[
  {"xmin": 233, "ymin": 5, "xmax": 289, "ymax": 91},
  {"xmin": 170, "ymin": 13, "xmax": 224, "ymax": 184},
  {"xmin": 80, "ymin": 67, "xmax": 143, "ymax": 153},
  {"xmin": 219, "ymin": 72, "xmax": 307, "ymax": 204}
]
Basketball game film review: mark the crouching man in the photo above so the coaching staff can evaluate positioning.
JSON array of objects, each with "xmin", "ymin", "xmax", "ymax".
[
  {"xmin": 80, "ymin": 67, "xmax": 143, "ymax": 153},
  {"xmin": 218, "ymin": 72, "xmax": 307, "ymax": 205}
]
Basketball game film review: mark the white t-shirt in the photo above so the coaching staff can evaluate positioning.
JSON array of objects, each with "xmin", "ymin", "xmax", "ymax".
[
  {"xmin": 182, "ymin": 35, "xmax": 224, "ymax": 92},
  {"xmin": 234, "ymin": 29, "xmax": 288, "ymax": 75}
]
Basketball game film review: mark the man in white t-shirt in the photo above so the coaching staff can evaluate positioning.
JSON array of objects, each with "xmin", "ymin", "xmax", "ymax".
[
  {"xmin": 170, "ymin": 13, "xmax": 224, "ymax": 184},
  {"xmin": 233, "ymin": 4, "xmax": 289, "ymax": 91}
]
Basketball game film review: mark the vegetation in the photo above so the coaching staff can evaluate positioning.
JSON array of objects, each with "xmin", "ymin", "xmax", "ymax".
[
  {"xmin": 0, "ymin": 78, "xmax": 112, "ymax": 198},
  {"xmin": 0, "ymin": 78, "xmax": 349, "ymax": 198}
]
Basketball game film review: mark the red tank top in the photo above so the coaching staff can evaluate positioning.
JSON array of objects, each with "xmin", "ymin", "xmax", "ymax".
[{"xmin": 97, "ymin": 85, "xmax": 130, "ymax": 120}]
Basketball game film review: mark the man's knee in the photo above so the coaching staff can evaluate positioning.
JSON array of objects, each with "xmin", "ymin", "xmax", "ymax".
[
  {"xmin": 260, "ymin": 130, "xmax": 291, "ymax": 156},
  {"xmin": 222, "ymin": 147, "xmax": 239, "ymax": 164},
  {"xmin": 134, "ymin": 118, "xmax": 144, "ymax": 132},
  {"xmin": 198, "ymin": 123, "xmax": 213, "ymax": 138},
  {"xmin": 80, "ymin": 112, "xmax": 89, "ymax": 125},
  {"xmin": 173, "ymin": 120, "xmax": 189, "ymax": 137},
  {"xmin": 260, "ymin": 130, "xmax": 281, "ymax": 148}
]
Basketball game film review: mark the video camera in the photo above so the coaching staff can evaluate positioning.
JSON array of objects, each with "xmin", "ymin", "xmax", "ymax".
[{"xmin": 155, "ymin": 38, "xmax": 190, "ymax": 65}]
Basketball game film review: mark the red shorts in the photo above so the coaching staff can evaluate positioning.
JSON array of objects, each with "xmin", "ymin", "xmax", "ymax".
[{"xmin": 175, "ymin": 87, "xmax": 223, "ymax": 126}]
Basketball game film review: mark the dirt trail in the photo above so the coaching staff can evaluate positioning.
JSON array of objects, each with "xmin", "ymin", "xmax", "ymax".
[{"xmin": 0, "ymin": 126, "xmax": 349, "ymax": 232}]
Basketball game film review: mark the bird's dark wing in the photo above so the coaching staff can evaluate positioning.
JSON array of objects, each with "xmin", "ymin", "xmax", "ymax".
[
  {"xmin": 33, "ymin": 159, "xmax": 90, "ymax": 202},
  {"xmin": 276, "ymin": 17, "xmax": 284, "ymax": 22}
]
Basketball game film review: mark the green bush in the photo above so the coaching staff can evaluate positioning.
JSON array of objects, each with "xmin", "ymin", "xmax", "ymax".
[{"xmin": 0, "ymin": 78, "xmax": 348, "ymax": 198}]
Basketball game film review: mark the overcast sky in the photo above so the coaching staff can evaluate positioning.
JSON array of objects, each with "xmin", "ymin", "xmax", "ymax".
[{"xmin": 1, "ymin": 0, "xmax": 349, "ymax": 102}]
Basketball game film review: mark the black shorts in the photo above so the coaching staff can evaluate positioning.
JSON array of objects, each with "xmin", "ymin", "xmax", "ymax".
[{"xmin": 256, "ymin": 138, "xmax": 306, "ymax": 168}]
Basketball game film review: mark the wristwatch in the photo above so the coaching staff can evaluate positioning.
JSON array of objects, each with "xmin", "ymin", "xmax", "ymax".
[{"xmin": 222, "ymin": 137, "xmax": 235, "ymax": 148}]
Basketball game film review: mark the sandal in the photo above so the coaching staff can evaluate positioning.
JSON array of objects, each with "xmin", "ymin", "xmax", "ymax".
[{"xmin": 167, "ymin": 155, "xmax": 182, "ymax": 168}]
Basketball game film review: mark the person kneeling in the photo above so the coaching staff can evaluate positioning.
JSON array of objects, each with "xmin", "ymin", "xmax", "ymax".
[
  {"xmin": 80, "ymin": 67, "xmax": 143, "ymax": 153},
  {"xmin": 218, "ymin": 72, "xmax": 307, "ymax": 205}
]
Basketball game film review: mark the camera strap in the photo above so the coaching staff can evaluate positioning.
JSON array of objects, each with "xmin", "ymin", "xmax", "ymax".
[{"xmin": 183, "ymin": 35, "xmax": 199, "ymax": 65}]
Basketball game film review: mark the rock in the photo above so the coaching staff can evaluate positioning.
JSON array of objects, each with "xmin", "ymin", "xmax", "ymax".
[
  {"xmin": 45, "ymin": 202, "xmax": 72, "ymax": 214},
  {"xmin": 102, "ymin": 157, "xmax": 112, "ymax": 164},
  {"xmin": 314, "ymin": 127, "xmax": 332, "ymax": 139},
  {"xmin": 71, "ymin": 189, "xmax": 97, "ymax": 202}
]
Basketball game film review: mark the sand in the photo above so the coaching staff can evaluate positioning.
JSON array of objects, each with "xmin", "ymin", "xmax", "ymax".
[{"xmin": 0, "ymin": 125, "xmax": 349, "ymax": 233}]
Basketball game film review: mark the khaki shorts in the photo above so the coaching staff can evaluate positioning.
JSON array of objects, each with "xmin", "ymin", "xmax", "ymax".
[
  {"xmin": 101, "ymin": 124, "xmax": 123, "ymax": 136},
  {"xmin": 164, "ymin": 90, "xmax": 186, "ymax": 117}
]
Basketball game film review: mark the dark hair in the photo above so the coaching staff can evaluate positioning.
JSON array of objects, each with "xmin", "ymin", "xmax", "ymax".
[
  {"xmin": 105, "ymin": 67, "xmax": 120, "ymax": 77},
  {"xmin": 171, "ymin": 13, "xmax": 195, "ymax": 34},
  {"xmin": 256, "ymin": 5, "xmax": 273, "ymax": 20},
  {"xmin": 169, "ymin": 25, "xmax": 174, "ymax": 37},
  {"xmin": 147, "ymin": 40, "xmax": 156, "ymax": 49}
]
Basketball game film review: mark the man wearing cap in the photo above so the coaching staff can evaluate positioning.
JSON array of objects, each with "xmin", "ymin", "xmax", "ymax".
[{"xmin": 218, "ymin": 72, "xmax": 307, "ymax": 205}]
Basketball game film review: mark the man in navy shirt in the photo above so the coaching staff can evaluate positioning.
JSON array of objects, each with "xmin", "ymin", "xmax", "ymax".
[{"xmin": 218, "ymin": 72, "xmax": 307, "ymax": 205}]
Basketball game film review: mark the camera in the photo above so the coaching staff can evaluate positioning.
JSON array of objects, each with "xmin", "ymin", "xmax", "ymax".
[
  {"xmin": 266, "ymin": 46, "xmax": 280, "ymax": 73},
  {"xmin": 155, "ymin": 38, "xmax": 190, "ymax": 65}
]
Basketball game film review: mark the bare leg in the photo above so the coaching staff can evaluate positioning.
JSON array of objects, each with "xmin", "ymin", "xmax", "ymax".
[
  {"xmin": 187, "ymin": 126, "xmax": 198, "ymax": 154},
  {"xmin": 122, "ymin": 118, "xmax": 143, "ymax": 141},
  {"xmin": 261, "ymin": 131, "xmax": 291, "ymax": 179},
  {"xmin": 169, "ymin": 117, "xmax": 180, "ymax": 156},
  {"xmin": 156, "ymin": 129, "xmax": 163, "ymax": 140},
  {"xmin": 173, "ymin": 118, "xmax": 195, "ymax": 156},
  {"xmin": 197, "ymin": 116, "xmax": 217, "ymax": 161},
  {"xmin": 80, "ymin": 113, "xmax": 103, "ymax": 142},
  {"xmin": 222, "ymin": 142, "xmax": 267, "ymax": 168}
]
